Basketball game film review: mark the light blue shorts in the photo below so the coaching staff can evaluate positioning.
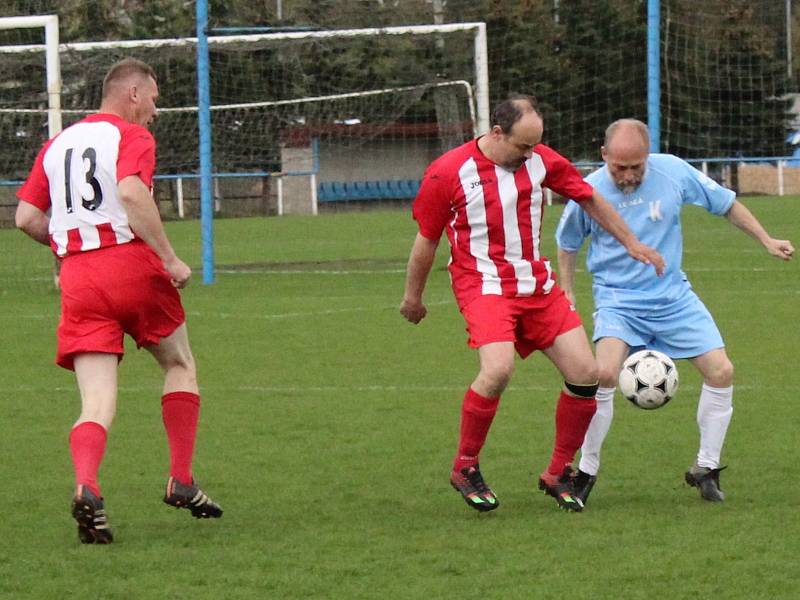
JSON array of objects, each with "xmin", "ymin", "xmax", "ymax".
[{"xmin": 592, "ymin": 291, "xmax": 724, "ymax": 359}]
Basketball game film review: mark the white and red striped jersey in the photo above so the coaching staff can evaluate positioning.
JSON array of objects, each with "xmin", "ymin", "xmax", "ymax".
[
  {"xmin": 413, "ymin": 139, "xmax": 594, "ymax": 309},
  {"xmin": 17, "ymin": 113, "xmax": 156, "ymax": 258}
]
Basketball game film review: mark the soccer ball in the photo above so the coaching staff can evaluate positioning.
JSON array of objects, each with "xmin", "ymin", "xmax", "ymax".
[{"xmin": 618, "ymin": 350, "xmax": 679, "ymax": 410}]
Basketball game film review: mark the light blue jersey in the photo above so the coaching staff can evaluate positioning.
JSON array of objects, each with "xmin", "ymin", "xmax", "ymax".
[{"xmin": 556, "ymin": 153, "xmax": 735, "ymax": 312}]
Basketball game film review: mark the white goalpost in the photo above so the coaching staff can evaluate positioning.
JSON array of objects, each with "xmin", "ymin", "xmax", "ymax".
[{"xmin": 0, "ymin": 15, "xmax": 61, "ymax": 140}]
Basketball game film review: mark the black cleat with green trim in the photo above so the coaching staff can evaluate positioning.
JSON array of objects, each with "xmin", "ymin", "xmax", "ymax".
[
  {"xmin": 450, "ymin": 465, "xmax": 499, "ymax": 512},
  {"xmin": 538, "ymin": 466, "xmax": 584, "ymax": 512}
]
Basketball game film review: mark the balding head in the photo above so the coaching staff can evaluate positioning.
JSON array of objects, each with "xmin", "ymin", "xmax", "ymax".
[
  {"xmin": 604, "ymin": 119, "xmax": 650, "ymax": 156},
  {"xmin": 477, "ymin": 94, "xmax": 544, "ymax": 170},
  {"xmin": 490, "ymin": 94, "xmax": 540, "ymax": 134},
  {"xmin": 601, "ymin": 119, "xmax": 651, "ymax": 193}
]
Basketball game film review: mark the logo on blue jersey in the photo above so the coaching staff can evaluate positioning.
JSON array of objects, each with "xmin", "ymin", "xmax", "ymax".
[
  {"xmin": 618, "ymin": 197, "xmax": 644, "ymax": 209},
  {"xmin": 649, "ymin": 200, "xmax": 663, "ymax": 222}
]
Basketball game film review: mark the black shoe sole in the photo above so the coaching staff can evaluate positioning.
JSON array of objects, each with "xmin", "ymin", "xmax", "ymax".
[{"xmin": 164, "ymin": 497, "xmax": 224, "ymax": 519}]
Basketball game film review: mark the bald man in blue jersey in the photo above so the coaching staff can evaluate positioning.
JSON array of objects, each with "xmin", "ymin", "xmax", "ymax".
[{"xmin": 556, "ymin": 119, "xmax": 794, "ymax": 504}]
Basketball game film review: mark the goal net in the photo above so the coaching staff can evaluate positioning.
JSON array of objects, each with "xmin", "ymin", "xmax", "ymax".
[
  {"xmin": 385, "ymin": 0, "xmax": 792, "ymax": 169},
  {"xmin": 0, "ymin": 22, "xmax": 485, "ymax": 215},
  {"xmin": 660, "ymin": 0, "xmax": 792, "ymax": 159}
]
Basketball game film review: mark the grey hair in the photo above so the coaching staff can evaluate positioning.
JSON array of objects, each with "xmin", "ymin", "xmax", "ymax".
[{"xmin": 604, "ymin": 118, "xmax": 650, "ymax": 149}]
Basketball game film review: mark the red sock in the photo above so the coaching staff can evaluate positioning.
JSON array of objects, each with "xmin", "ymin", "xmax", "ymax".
[
  {"xmin": 161, "ymin": 391, "xmax": 200, "ymax": 486},
  {"xmin": 69, "ymin": 421, "xmax": 107, "ymax": 497},
  {"xmin": 547, "ymin": 391, "xmax": 597, "ymax": 476},
  {"xmin": 453, "ymin": 388, "xmax": 500, "ymax": 472}
]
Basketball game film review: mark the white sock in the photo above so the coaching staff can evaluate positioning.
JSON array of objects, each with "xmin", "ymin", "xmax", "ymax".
[
  {"xmin": 577, "ymin": 387, "xmax": 615, "ymax": 476},
  {"xmin": 696, "ymin": 383, "xmax": 733, "ymax": 469}
]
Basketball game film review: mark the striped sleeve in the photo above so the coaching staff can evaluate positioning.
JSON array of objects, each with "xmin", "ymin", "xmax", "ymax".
[
  {"xmin": 117, "ymin": 126, "xmax": 156, "ymax": 186},
  {"xmin": 535, "ymin": 144, "xmax": 594, "ymax": 202},
  {"xmin": 412, "ymin": 163, "xmax": 452, "ymax": 241}
]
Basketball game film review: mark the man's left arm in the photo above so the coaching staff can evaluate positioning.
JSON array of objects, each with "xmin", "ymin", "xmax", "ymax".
[
  {"xmin": 119, "ymin": 175, "xmax": 192, "ymax": 287},
  {"xmin": 725, "ymin": 200, "xmax": 794, "ymax": 261}
]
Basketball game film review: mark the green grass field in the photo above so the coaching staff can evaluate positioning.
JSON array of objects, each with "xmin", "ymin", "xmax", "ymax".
[{"xmin": 0, "ymin": 198, "xmax": 797, "ymax": 599}]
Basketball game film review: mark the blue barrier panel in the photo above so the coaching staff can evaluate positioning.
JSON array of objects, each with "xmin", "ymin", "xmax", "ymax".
[
  {"xmin": 318, "ymin": 179, "xmax": 421, "ymax": 202},
  {"xmin": 377, "ymin": 180, "xmax": 393, "ymax": 197},
  {"xmin": 400, "ymin": 179, "xmax": 420, "ymax": 197},
  {"xmin": 353, "ymin": 181, "xmax": 370, "ymax": 198}
]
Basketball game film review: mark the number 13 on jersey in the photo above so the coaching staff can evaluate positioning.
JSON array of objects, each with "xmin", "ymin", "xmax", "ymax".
[{"xmin": 64, "ymin": 146, "xmax": 104, "ymax": 213}]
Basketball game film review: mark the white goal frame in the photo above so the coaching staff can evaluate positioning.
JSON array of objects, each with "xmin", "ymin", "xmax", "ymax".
[{"xmin": 0, "ymin": 21, "xmax": 489, "ymax": 135}]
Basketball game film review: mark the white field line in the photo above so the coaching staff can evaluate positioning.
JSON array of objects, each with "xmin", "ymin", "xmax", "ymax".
[
  {"xmin": 5, "ymin": 269, "xmax": 409, "ymax": 280},
  {"xmin": 7, "ymin": 382, "xmax": 753, "ymax": 394},
  {"xmin": 6, "ymin": 383, "xmax": 549, "ymax": 393}
]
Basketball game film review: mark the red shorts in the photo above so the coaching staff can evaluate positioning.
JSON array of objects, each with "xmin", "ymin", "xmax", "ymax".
[
  {"xmin": 56, "ymin": 241, "xmax": 185, "ymax": 370},
  {"xmin": 460, "ymin": 286, "xmax": 582, "ymax": 358}
]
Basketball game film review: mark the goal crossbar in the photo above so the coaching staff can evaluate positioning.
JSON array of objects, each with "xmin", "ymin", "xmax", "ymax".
[{"xmin": 0, "ymin": 22, "xmax": 486, "ymax": 51}]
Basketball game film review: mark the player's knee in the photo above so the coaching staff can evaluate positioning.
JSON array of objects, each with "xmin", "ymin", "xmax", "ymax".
[
  {"xmin": 159, "ymin": 345, "xmax": 195, "ymax": 372},
  {"xmin": 564, "ymin": 380, "xmax": 599, "ymax": 398},
  {"xmin": 161, "ymin": 354, "xmax": 197, "ymax": 390},
  {"xmin": 706, "ymin": 358, "xmax": 734, "ymax": 387},
  {"xmin": 596, "ymin": 364, "xmax": 619, "ymax": 388},
  {"xmin": 174, "ymin": 356, "xmax": 197, "ymax": 380},
  {"xmin": 488, "ymin": 366, "xmax": 514, "ymax": 390},
  {"xmin": 571, "ymin": 361, "xmax": 599, "ymax": 386},
  {"xmin": 480, "ymin": 362, "xmax": 514, "ymax": 392},
  {"xmin": 720, "ymin": 358, "xmax": 734, "ymax": 383}
]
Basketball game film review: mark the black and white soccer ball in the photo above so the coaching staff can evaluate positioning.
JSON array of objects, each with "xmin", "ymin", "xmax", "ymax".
[{"xmin": 618, "ymin": 350, "xmax": 679, "ymax": 410}]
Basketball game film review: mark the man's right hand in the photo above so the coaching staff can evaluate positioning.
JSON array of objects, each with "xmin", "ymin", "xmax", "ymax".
[
  {"xmin": 628, "ymin": 241, "xmax": 666, "ymax": 276},
  {"xmin": 400, "ymin": 298, "xmax": 427, "ymax": 324},
  {"xmin": 164, "ymin": 256, "xmax": 192, "ymax": 288}
]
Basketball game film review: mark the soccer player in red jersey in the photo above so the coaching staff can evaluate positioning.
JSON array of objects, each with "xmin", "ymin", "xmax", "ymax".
[
  {"xmin": 15, "ymin": 58, "xmax": 222, "ymax": 543},
  {"xmin": 400, "ymin": 94, "xmax": 665, "ymax": 512}
]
